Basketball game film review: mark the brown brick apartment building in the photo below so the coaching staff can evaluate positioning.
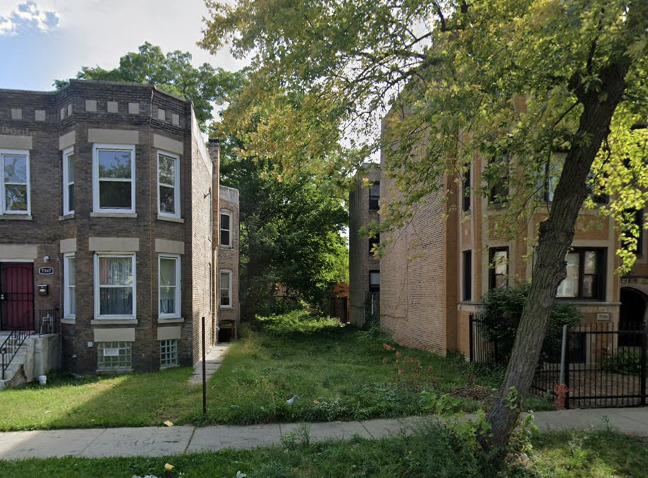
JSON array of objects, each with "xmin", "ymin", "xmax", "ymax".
[
  {"xmin": 350, "ymin": 128, "xmax": 648, "ymax": 357},
  {"xmin": 349, "ymin": 163, "xmax": 380, "ymax": 326},
  {"xmin": 0, "ymin": 80, "xmax": 239, "ymax": 374}
]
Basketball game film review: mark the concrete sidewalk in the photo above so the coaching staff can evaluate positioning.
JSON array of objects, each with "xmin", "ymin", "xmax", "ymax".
[{"xmin": 0, "ymin": 408, "xmax": 646, "ymax": 460}]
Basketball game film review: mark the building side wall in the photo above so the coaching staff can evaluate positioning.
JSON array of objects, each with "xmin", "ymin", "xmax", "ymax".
[
  {"xmin": 218, "ymin": 186, "xmax": 240, "ymax": 334},
  {"xmin": 348, "ymin": 164, "xmax": 380, "ymax": 327}
]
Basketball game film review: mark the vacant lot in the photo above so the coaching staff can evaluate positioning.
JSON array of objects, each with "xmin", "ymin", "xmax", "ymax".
[{"xmin": 0, "ymin": 314, "xmax": 516, "ymax": 431}]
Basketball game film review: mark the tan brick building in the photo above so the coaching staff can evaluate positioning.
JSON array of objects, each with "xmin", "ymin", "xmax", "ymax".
[
  {"xmin": 350, "ymin": 118, "xmax": 647, "ymax": 357},
  {"xmin": 0, "ymin": 80, "xmax": 239, "ymax": 374}
]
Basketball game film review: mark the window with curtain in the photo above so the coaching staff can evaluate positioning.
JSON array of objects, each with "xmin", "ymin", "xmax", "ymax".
[{"xmin": 95, "ymin": 254, "xmax": 135, "ymax": 317}]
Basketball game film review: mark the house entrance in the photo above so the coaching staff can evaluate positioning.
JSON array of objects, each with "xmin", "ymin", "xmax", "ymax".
[
  {"xmin": 619, "ymin": 287, "xmax": 647, "ymax": 347},
  {"xmin": 0, "ymin": 263, "xmax": 34, "ymax": 331}
]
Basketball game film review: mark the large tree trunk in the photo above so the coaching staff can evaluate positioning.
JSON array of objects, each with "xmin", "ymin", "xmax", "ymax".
[{"xmin": 481, "ymin": 62, "xmax": 630, "ymax": 451}]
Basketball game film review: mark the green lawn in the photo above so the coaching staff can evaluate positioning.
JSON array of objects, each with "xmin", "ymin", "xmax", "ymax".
[
  {"xmin": 1, "ymin": 427, "xmax": 646, "ymax": 478},
  {"xmin": 0, "ymin": 317, "xmax": 512, "ymax": 430}
]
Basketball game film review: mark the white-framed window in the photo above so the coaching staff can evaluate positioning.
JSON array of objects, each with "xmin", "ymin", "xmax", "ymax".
[
  {"xmin": 92, "ymin": 144, "xmax": 135, "ymax": 213},
  {"xmin": 157, "ymin": 151, "xmax": 180, "ymax": 217},
  {"xmin": 1, "ymin": 149, "xmax": 30, "ymax": 215},
  {"xmin": 160, "ymin": 339, "xmax": 179, "ymax": 368},
  {"xmin": 94, "ymin": 253, "xmax": 136, "ymax": 318},
  {"xmin": 369, "ymin": 270, "xmax": 380, "ymax": 292},
  {"xmin": 220, "ymin": 211, "xmax": 232, "ymax": 247},
  {"xmin": 62, "ymin": 147, "xmax": 74, "ymax": 215},
  {"xmin": 64, "ymin": 253, "xmax": 76, "ymax": 318},
  {"xmin": 159, "ymin": 254, "xmax": 181, "ymax": 318},
  {"xmin": 220, "ymin": 269, "xmax": 232, "ymax": 308},
  {"xmin": 97, "ymin": 342, "xmax": 132, "ymax": 371}
]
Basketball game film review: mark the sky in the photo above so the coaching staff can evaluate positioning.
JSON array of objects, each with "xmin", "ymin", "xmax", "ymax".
[{"xmin": 0, "ymin": 0, "xmax": 245, "ymax": 91}]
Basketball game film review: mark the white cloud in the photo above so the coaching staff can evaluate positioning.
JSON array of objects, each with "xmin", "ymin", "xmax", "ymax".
[{"xmin": 0, "ymin": 1, "xmax": 59, "ymax": 36}]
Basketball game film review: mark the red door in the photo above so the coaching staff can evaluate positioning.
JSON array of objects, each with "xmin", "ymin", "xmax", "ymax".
[{"xmin": 0, "ymin": 263, "xmax": 34, "ymax": 331}]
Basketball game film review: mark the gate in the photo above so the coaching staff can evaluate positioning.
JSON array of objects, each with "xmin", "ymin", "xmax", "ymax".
[
  {"xmin": 0, "ymin": 263, "xmax": 35, "ymax": 330},
  {"xmin": 469, "ymin": 315, "xmax": 648, "ymax": 409}
]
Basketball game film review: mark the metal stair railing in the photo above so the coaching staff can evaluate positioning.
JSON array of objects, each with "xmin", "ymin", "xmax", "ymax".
[{"xmin": 1, "ymin": 310, "xmax": 33, "ymax": 381}]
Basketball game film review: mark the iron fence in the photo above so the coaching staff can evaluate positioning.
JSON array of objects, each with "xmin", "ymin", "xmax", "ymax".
[{"xmin": 468, "ymin": 314, "xmax": 647, "ymax": 409}]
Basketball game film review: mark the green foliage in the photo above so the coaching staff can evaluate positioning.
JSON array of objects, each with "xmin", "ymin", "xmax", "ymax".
[
  {"xmin": 3, "ymin": 427, "xmax": 648, "ymax": 478},
  {"xmin": 221, "ymin": 150, "xmax": 348, "ymax": 316},
  {"xmin": 55, "ymin": 42, "xmax": 247, "ymax": 129},
  {"xmin": 601, "ymin": 348, "xmax": 647, "ymax": 376},
  {"xmin": 479, "ymin": 284, "xmax": 582, "ymax": 364},
  {"xmin": 255, "ymin": 310, "xmax": 341, "ymax": 337}
]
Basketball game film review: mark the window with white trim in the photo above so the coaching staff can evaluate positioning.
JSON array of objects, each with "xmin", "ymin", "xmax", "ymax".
[
  {"xmin": 64, "ymin": 253, "xmax": 76, "ymax": 318},
  {"xmin": 220, "ymin": 211, "xmax": 232, "ymax": 247},
  {"xmin": 556, "ymin": 248, "xmax": 606, "ymax": 300},
  {"xmin": 92, "ymin": 144, "xmax": 135, "ymax": 213},
  {"xmin": 369, "ymin": 270, "xmax": 380, "ymax": 292},
  {"xmin": 160, "ymin": 339, "xmax": 179, "ymax": 368},
  {"xmin": 1, "ymin": 149, "xmax": 30, "ymax": 215},
  {"xmin": 97, "ymin": 342, "xmax": 132, "ymax": 371},
  {"xmin": 159, "ymin": 254, "xmax": 181, "ymax": 318},
  {"xmin": 157, "ymin": 151, "xmax": 180, "ymax": 217},
  {"xmin": 220, "ymin": 270, "xmax": 232, "ymax": 308},
  {"xmin": 94, "ymin": 253, "xmax": 136, "ymax": 318},
  {"xmin": 62, "ymin": 147, "xmax": 74, "ymax": 215}
]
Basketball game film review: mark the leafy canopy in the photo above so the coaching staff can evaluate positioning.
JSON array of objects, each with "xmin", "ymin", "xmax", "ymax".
[{"xmin": 202, "ymin": 0, "xmax": 648, "ymax": 267}]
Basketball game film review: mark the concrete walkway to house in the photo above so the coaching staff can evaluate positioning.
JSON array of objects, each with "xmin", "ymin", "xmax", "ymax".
[
  {"xmin": 0, "ymin": 407, "xmax": 647, "ymax": 460},
  {"xmin": 187, "ymin": 343, "xmax": 231, "ymax": 386}
]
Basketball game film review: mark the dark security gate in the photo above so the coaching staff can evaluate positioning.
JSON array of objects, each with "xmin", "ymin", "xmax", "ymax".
[
  {"xmin": 469, "ymin": 314, "xmax": 647, "ymax": 409},
  {"xmin": 0, "ymin": 263, "xmax": 35, "ymax": 330}
]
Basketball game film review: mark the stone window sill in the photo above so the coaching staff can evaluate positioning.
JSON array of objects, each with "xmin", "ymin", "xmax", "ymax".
[
  {"xmin": 157, "ymin": 214, "xmax": 184, "ymax": 224},
  {"xmin": 0, "ymin": 214, "xmax": 32, "ymax": 220},
  {"xmin": 91, "ymin": 319, "xmax": 138, "ymax": 325},
  {"xmin": 91, "ymin": 212, "xmax": 137, "ymax": 218}
]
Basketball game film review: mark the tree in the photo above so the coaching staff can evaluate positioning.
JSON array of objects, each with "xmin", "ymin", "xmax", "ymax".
[
  {"xmin": 220, "ymin": 140, "xmax": 349, "ymax": 317},
  {"xmin": 201, "ymin": 0, "xmax": 648, "ymax": 450},
  {"xmin": 55, "ymin": 42, "xmax": 247, "ymax": 128}
]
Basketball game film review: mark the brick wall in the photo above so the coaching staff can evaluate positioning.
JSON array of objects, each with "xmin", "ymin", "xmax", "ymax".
[
  {"xmin": 0, "ymin": 80, "xmax": 220, "ymax": 373},
  {"xmin": 348, "ymin": 163, "xmax": 380, "ymax": 326},
  {"xmin": 217, "ymin": 185, "xmax": 240, "ymax": 338}
]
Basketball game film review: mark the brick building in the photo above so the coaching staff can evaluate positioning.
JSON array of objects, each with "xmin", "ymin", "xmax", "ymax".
[
  {"xmin": 349, "ymin": 111, "xmax": 647, "ymax": 357},
  {"xmin": 0, "ymin": 80, "xmax": 239, "ymax": 374},
  {"xmin": 348, "ymin": 163, "xmax": 380, "ymax": 327},
  {"xmin": 217, "ymin": 185, "xmax": 240, "ymax": 340}
]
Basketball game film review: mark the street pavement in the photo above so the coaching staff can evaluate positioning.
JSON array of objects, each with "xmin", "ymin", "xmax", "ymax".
[{"xmin": 0, "ymin": 408, "xmax": 647, "ymax": 460}]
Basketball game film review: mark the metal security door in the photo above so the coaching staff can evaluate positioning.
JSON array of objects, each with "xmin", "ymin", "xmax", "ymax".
[{"xmin": 0, "ymin": 263, "xmax": 34, "ymax": 330}]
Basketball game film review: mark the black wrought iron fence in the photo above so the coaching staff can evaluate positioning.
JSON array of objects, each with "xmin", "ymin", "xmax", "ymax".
[{"xmin": 469, "ymin": 314, "xmax": 647, "ymax": 409}]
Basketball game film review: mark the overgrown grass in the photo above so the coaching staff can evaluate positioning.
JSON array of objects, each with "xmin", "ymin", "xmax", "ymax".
[
  {"xmin": 1, "ymin": 427, "xmax": 646, "ymax": 478},
  {"xmin": 0, "ymin": 312, "xmax": 527, "ymax": 430}
]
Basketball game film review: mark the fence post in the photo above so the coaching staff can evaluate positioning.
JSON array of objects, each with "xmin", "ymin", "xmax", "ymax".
[
  {"xmin": 468, "ymin": 313, "xmax": 474, "ymax": 362},
  {"xmin": 641, "ymin": 322, "xmax": 647, "ymax": 407},
  {"xmin": 565, "ymin": 326, "xmax": 571, "ymax": 409},
  {"xmin": 559, "ymin": 324, "xmax": 568, "ymax": 385}
]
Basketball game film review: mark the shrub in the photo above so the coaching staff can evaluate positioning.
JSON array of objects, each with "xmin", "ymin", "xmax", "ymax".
[
  {"xmin": 255, "ymin": 310, "xmax": 341, "ymax": 336},
  {"xmin": 479, "ymin": 283, "xmax": 582, "ymax": 365},
  {"xmin": 601, "ymin": 348, "xmax": 646, "ymax": 375}
]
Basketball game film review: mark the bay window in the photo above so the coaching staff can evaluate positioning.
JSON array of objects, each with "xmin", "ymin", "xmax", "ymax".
[
  {"xmin": 159, "ymin": 255, "xmax": 181, "ymax": 318},
  {"xmin": 1, "ymin": 150, "xmax": 30, "ymax": 215},
  {"xmin": 93, "ymin": 144, "xmax": 135, "ymax": 213},
  {"xmin": 94, "ymin": 254, "xmax": 136, "ymax": 318}
]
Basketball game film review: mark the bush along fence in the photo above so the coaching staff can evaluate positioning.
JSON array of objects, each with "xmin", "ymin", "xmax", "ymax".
[{"xmin": 469, "ymin": 314, "xmax": 647, "ymax": 409}]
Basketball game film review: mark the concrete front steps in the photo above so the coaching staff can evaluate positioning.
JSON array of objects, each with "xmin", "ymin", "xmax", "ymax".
[{"xmin": 0, "ymin": 333, "xmax": 61, "ymax": 390}]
